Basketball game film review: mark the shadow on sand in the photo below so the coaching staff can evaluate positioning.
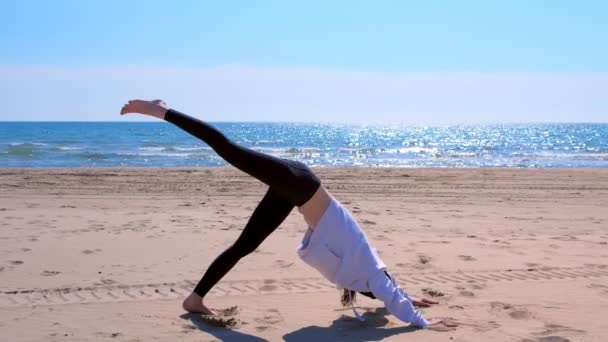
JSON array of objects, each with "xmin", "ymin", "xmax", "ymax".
[
  {"xmin": 283, "ymin": 307, "xmax": 419, "ymax": 342},
  {"xmin": 180, "ymin": 313, "xmax": 270, "ymax": 342},
  {"xmin": 181, "ymin": 307, "xmax": 418, "ymax": 342}
]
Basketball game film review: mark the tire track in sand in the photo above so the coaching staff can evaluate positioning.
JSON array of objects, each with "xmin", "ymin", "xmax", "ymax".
[{"xmin": 1, "ymin": 265, "xmax": 607, "ymax": 307}]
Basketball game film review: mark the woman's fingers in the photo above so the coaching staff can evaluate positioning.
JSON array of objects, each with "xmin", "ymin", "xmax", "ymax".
[
  {"xmin": 414, "ymin": 301, "xmax": 431, "ymax": 307},
  {"xmin": 120, "ymin": 103, "xmax": 131, "ymax": 115},
  {"xmin": 426, "ymin": 317, "xmax": 444, "ymax": 325},
  {"xmin": 422, "ymin": 298, "xmax": 439, "ymax": 304}
]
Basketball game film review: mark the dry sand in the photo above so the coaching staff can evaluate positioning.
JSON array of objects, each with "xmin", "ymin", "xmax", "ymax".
[{"xmin": 1, "ymin": 167, "xmax": 607, "ymax": 341}]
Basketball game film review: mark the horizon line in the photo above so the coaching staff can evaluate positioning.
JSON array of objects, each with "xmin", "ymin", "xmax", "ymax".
[{"xmin": 1, "ymin": 120, "xmax": 607, "ymax": 125}]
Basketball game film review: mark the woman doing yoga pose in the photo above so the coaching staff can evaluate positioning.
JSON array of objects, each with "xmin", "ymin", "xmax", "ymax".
[{"xmin": 120, "ymin": 99, "xmax": 449, "ymax": 329}]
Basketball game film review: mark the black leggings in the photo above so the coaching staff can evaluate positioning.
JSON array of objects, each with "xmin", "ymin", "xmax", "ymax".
[{"xmin": 164, "ymin": 109, "xmax": 321, "ymax": 298}]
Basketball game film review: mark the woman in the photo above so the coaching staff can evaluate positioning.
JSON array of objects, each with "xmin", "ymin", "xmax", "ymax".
[{"xmin": 120, "ymin": 99, "xmax": 448, "ymax": 329}]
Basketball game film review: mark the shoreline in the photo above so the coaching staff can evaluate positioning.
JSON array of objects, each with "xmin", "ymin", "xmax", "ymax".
[{"xmin": 3, "ymin": 166, "xmax": 608, "ymax": 174}]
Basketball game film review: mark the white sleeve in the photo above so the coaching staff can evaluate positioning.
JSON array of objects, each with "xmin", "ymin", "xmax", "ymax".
[{"xmin": 368, "ymin": 272, "xmax": 429, "ymax": 328}]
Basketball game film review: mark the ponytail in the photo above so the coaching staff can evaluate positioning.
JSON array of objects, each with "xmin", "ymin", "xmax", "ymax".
[{"xmin": 340, "ymin": 288, "xmax": 357, "ymax": 307}]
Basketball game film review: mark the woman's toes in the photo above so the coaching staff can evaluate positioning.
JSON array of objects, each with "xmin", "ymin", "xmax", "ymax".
[{"xmin": 151, "ymin": 99, "xmax": 168, "ymax": 107}]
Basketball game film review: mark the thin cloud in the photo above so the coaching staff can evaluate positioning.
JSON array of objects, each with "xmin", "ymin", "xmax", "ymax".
[{"xmin": 0, "ymin": 64, "xmax": 606, "ymax": 123}]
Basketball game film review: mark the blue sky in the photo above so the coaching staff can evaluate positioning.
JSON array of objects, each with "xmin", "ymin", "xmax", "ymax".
[{"xmin": 1, "ymin": 0, "xmax": 606, "ymax": 122}]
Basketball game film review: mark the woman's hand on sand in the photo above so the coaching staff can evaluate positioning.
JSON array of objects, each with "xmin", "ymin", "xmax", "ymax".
[
  {"xmin": 120, "ymin": 99, "xmax": 169, "ymax": 119},
  {"xmin": 425, "ymin": 317, "xmax": 458, "ymax": 331},
  {"xmin": 411, "ymin": 296, "xmax": 439, "ymax": 308}
]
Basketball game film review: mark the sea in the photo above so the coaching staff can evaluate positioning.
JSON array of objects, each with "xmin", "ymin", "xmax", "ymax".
[{"xmin": 1, "ymin": 122, "xmax": 607, "ymax": 168}]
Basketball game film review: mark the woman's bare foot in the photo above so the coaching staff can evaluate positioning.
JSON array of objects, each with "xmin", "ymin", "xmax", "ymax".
[
  {"xmin": 182, "ymin": 292, "xmax": 215, "ymax": 315},
  {"xmin": 120, "ymin": 99, "xmax": 169, "ymax": 119}
]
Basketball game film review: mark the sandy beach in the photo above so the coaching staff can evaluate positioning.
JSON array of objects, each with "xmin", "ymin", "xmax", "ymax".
[{"xmin": 1, "ymin": 167, "xmax": 607, "ymax": 341}]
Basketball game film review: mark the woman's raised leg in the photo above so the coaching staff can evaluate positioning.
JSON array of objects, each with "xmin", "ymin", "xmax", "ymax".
[{"xmin": 121, "ymin": 99, "xmax": 320, "ymax": 206}]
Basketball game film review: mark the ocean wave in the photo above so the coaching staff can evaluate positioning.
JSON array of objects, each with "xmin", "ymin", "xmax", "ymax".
[
  {"xmin": 138, "ymin": 146, "xmax": 210, "ymax": 152},
  {"xmin": 124, "ymin": 152, "xmax": 195, "ymax": 158},
  {"xmin": 138, "ymin": 147, "xmax": 166, "ymax": 152},
  {"xmin": 5, "ymin": 143, "xmax": 45, "ymax": 157},
  {"xmin": 386, "ymin": 147, "xmax": 440, "ymax": 155},
  {"xmin": 251, "ymin": 139, "xmax": 279, "ymax": 144},
  {"xmin": 77, "ymin": 152, "xmax": 113, "ymax": 160},
  {"xmin": 54, "ymin": 146, "xmax": 84, "ymax": 151},
  {"xmin": 434, "ymin": 152, "xmax": 482, "ymax": 158},
  {"xmin": 174, "ymin": 146, "xmax": 210, "ymax": 151},
  {"xmin": 522, "ymin": 152, "xmax": 608, "ymax": 160},
  {"xmin": 118, "ymin": 151, "xmax": 223, "ymax": 159},
  {"xmin": 282, "ymin": 147, "xmax": 324, "ymax": 154},
  {"xmin": 8, "ymin": 142, "xmax": 48, "ymax": 147}
]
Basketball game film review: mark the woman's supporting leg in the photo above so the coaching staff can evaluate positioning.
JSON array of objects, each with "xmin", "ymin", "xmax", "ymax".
[
  {"xmin": 165, "ymin": 109, "xmax": 320, "ymax": 206},
  {"xmin": 192, "ymin": 188, "xmax": 294, "ymax": 298}
]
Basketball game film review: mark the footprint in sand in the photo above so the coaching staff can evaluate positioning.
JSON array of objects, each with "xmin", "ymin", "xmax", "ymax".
[
  {"xmin": 449, "ymin": 305, "xmax": 464, "ymax": 310},
  {"xmin": 418, "ymin": 254, "xmax": 432, "ymax": 265},
  {"xmin": 490, "ymin": 302, "xmax": 513, "ymax": 310},
  {"xmin": 535, "ymin": 337, "xmax": 571, "ymax": 342},
  {"xmin": 81, "ymin": 249, "xmax": 102, "ymax": 255},
  {"xmin": 94, "ymin": 331, "xmax": 122, "ymax": 338},
  {"xmin": 375, "ymin": 234, "xmax": 388, "ymax": 241},
  {"xmin": 529, "ymin": 323, "xmax": 585, "ymax": 342},
  {"xmin": 275, "ymin": 259, "xmax": 294, "ymax": 268},
  {"xmin": 422, "ymin": 288, "xmax": 445, "ymax": 297},
  {"xmin": 453, "ymin": 318, "xmax": 500, "ymax": 333},
  {"xmin": 196, "ymin": 306, "xmax": 241, "ymax": 329},
  {"xmin": 254, "ymin": 308, "xmax": 284, "ymax": 332},
  {"xmin": 458, "ymin": 283, "xmax": 485, "ymax": 291},
  {"xmin": 259, "ymin": 279, "xmax": 277, "ymax": 292},
  {"xmin": 509, "ymin": 310, "xmax": 532, "ymax": 320},
  {"xmin": 588, "ymin": 283, "xmax": 608, "ymax": 295},
  {"xmin": 94, "ymin": 278, "xmax": 117, "ymax": 286},
  {"xmin": 199, "ymin": 316, "xmax": 239, "ymax": 329},
  {"xmin": 490, "ymin": 302, "xmax": 533, "ymax": 320},
  {"xmin": 41, "ymin": 270, "xmax": 61, "ymax": 276},
  {"xmin": 213, "ymin": 306, "xmax": 240, "ymax": 317}
]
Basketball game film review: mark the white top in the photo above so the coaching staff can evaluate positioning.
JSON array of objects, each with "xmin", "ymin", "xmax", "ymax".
[{"xmin": 296, "ymin": 197, "xmax": 429, "ymax": 328}]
